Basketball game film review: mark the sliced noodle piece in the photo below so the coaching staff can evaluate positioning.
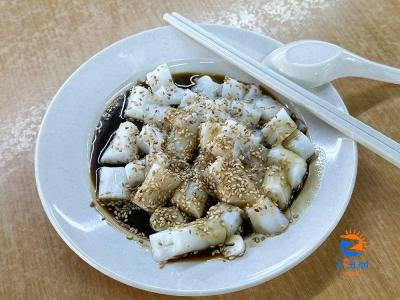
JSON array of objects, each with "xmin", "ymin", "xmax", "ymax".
[
  {"xmin": 222, "ymin": 77, "xmax": 247, "ymax": 100},
  {"xmin": 98, "ymin": 167, "xmax": 130, "ymax": 201},
  {"xmin": 136, "ymin": 124, "xmax": 164, "ymax": 154},
  {"xmin": 125, "ymin": 160, "xmax": 146, "ymax": 188},
  {"xmin": 165, "ymin": 110, "xmax": 201, "ymax": 161},
  {"xmin": 262, "ymin": 165, "xmax": 291, "ymax": 210},
  {"xmin": 245, "ymin": 197, "xmax": 289, "ymax": 235},
  {"xmin": 254, "ymin": 96, "xmax": 283, "ymax": 121},
  {"xmin": 242, "ymin": 143, "xmax": 269, "ymax": 187},
  {"xmin": 207, "ymin": 203, "xmax": 243, "ymax": 237},
  {"xmin": 193, "ymin": 153, "xmax": 215, "ymax": 195},
  {"xmin": 146, "ymin": 63, "xmax": 174, "ymax": 91},
  {"xmin": 149, "ymin": 207, "xmax": 188, "ymax": 232},
  {"xmin": 184, "ymin": 97, "xmax": 231, "ymax": 123},
  {"xmin": 192, "ymin": 75, "xmax": 222, "ymax": 99},
  {"xmin": 229, "ymin": 100, "xmax": 262, "ymax": 127},
  {"xmin": 244, "ymin": 84, "xmax": 262, "ymax": 100},
  {"xmin": 144, "ymin": 152, "xmax": 169, "ymax": 172},
  {"xmin": 208, "ymin": 119, "xmax": 254, "ymax": 160},
  {"xmin": 208, "ymin": 157, "xmax": 258, "ymax": 208},
  {"xmin": 170, "ymin": 181, "xmax": 208, "ymax": 218},
  {"xmin": 261, "ymin": 108, "xmax": 297, "ymax": 146},
  {"xmin": 179, "ymin": 89, "xmax": 200, "ymax": 108},
  {"xmin": 131, "ymin": 160, "xmax": 182, "ymax": 213},
  {"xmin": 221, "ymin": 235, "xmax": 246, "ymax": 258},
  {"xmin": 100, "ymin": 121, "xmax": 139, "ymax": 164},
  {"xmin": 149, "ymin": 218, "xmax": 226, "ymax": 262},
  {"xmin": 282, "ymin": 129, "xmax": 315, "ymax": 160},
  {"xmin": 267, "ymin": 145, "xmax": 307, "ymax": 189},
  {"xmin": 146, "ymin": 63, "xmax": 185, "ymax": 105},
  {"xmin": 142, "ymin": 105, "xmax": 170, "ymax": 127},
  {"xmin": 199, "ymin": 121, "xmax": 223, "ymax": 151},
  {"xmin": 153, "ymin": 84, "xmax": 185, "ymax": 106},
  {"xmin": 124, "ymin": 86, "xmax": 155, "ymax": 120}
]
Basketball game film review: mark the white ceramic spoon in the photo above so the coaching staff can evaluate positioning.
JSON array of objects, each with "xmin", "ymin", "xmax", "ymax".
[{"xmin": 264, "ymin": 40, "xmax": 400, "ymax": 89}]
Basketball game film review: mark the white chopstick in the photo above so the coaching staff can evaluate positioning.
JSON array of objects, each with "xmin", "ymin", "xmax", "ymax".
[{"xmin": 164, "ymin": 12, "xmax": 400, "ymax": 168}]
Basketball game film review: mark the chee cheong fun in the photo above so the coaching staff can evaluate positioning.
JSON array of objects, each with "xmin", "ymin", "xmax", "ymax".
[{"xmin": 92, "ymin": 63, "xmax": 315, "ymax": 264}]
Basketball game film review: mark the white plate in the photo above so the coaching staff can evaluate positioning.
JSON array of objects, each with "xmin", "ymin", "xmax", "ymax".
[{"xmin": 35, "ymin": 25, "xmax": 357, "ymax": 296}]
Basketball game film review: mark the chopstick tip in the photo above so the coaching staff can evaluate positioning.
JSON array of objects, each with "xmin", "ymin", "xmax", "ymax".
[{"xmin": 163, "ymin": 13, "xmax": 171, "ymax": 21}]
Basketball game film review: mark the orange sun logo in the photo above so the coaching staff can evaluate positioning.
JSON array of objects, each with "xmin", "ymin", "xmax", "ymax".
[{"xmin": 340, "ymin": 229, "xmax": 368, "ymax": 256}]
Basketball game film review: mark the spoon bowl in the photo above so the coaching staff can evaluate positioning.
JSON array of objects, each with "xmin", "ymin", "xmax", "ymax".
[
  {"xmin": 285, "ymin": 40, "xmax": 341, "ymax": 65},
  {"xmin": 264, "ymin": 40, "xmax": 400, "ymax": 89}
]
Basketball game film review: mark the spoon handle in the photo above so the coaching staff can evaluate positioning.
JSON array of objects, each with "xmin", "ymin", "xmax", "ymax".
[{"xmin": 339, "ymin": 51, "xmax": 400, "ymax": 84}]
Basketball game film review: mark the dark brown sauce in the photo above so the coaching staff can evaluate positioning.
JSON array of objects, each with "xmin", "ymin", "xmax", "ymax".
[
  {"xmin": 89, "ymin": 72, "xmax": 310, "ymax": 245},
  {"xmin": 168, "ymin": 246, "xmax": 225, "ymax": 263}
]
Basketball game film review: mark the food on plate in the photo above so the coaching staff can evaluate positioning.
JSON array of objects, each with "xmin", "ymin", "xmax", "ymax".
[{"xmin": 90, "ymin": 63, "xmax": 315, "ymax": 264}]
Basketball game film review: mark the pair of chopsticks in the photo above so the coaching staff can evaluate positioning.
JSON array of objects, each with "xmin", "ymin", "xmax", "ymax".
[{"xmin": 164, "ymin": 12, "xmax": 400, "ymax": 168}]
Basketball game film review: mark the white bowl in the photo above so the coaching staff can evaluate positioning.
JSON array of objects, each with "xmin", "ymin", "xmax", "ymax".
[{"xmin": 35, "ymin": 25, "xmax": 357, "ymax": 296}]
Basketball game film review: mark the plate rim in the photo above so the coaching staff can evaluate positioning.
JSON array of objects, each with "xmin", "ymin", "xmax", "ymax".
[{"xmin": 35, "ymin": 24, "xmax": 358, "ymax": 296}]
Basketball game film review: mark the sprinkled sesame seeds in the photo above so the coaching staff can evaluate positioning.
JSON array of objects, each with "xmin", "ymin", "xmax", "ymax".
[
  {"xmin": 150, "ymin": 207, "xmax": 188, "ymax": 231},
  {"xmin": 92, "ymin": 68, "xmax": 313, "ymax": 264}
]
